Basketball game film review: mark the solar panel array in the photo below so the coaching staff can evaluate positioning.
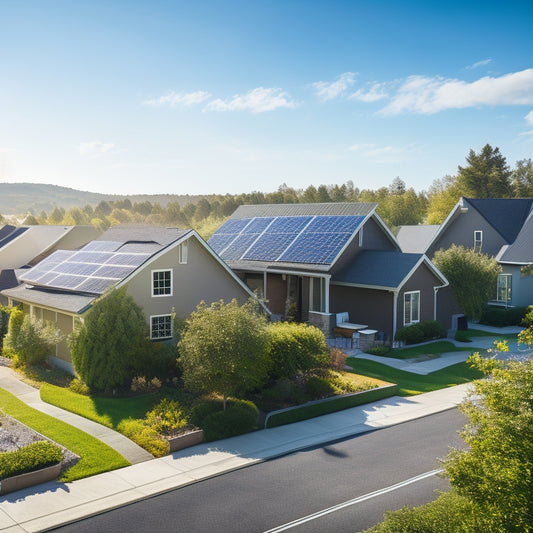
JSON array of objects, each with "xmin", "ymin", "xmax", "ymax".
[
  {"xmin": 209, "ymin": 215, "xmax": 365, "ymax": 265},
  {"xmin": 0, "ymin": 227, "xmax": 28, "ymax": 249},
  {"xmin": 19, "ymin": 240, "xmax": 155, "ymax": 295}
]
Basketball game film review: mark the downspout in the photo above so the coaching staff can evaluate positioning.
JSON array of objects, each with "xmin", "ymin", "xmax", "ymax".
[{"xmin": 433, "ymin": 282, "xmax": 448, "ymax": 321}]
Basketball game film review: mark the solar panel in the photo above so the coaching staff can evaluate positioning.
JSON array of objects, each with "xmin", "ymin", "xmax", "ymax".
[
  {"xmin": 118, "ymin": 242, "xmax": 161, "ymax": 254},
  {"xmin": 53, "ymin": 262, "xmax": 101, "ymax": 276},
  {"xmin": 209, "ymin": 213, "xmax": 365, "ymax": 265},
  {"xmin": 0, "ymin": 227, "xmax": 28, "ymax": 248},
  {"xmin": 82, "ymin": 241, "xmax": 122, "ymax": 252},
  {"xmin": 105, "ymin": 253, "xmax": 150, "ymax": 266},
  {"xmin": 76, "ymin": 277, "xmax": 116, "ymax": 294},
  {"xmin": 49, "ymin": 274, "xmax": 86, "ymax": 290},
  {"xmin": 93, "ymin": 265, "xmax": 136, "ymax": 279},
  {"xmin": 70, "ymin": 251, "xmax": 114, "ymax": 264}
]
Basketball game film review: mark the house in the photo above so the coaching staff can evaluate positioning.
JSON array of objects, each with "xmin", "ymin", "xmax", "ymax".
[
  {"xmin": 0, "ymin": 224, "xmax": 100, "ymax": 304},
  {"xmin": 398, "ymin": 197, "xmax": 533, "ymax": 309},
  {"xmin": 1, "ymin": 225, "xmax": 262, "ymax": 373},
  {"xmin": 208, "ymin": 203, "xmax": 451, "ymax": 343}
]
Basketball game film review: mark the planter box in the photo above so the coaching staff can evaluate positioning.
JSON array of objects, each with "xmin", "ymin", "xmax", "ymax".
[
  {"xmin": 0, "ymin": 462, "xmax": 61, "ymax": 495},
  {"xmin": 167, "ymin": 429, "xmax": 204, "ymax": 453}
]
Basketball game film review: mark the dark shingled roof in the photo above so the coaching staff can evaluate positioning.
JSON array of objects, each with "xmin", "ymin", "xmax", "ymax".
[
  {"xmin": 465, "ymin": 198, "xmax": 533, "ymax": 244},
  {"xmin": 97, "ymin": 225, "xmax": 191, "ymax": 248},
  {"xmin": 0, "ymin": 269, "xmax": 19, "ymax": 292},
  {"xmin": 332, "ymin": 250, "xmax": 427, "ymax": 288},
  {"xmin": 229, "ymin": 202, "xmax": 377, "ymax": 219},
  {"xmin": 497, "ymin": 212, "xmax": 533, "ymax": 264}
]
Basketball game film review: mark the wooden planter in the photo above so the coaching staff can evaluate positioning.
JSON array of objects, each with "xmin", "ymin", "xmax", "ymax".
[
  {"xmin": 167, "ymin": 429, "xmax": 204, "ymax": 453},
  {"xmin": 0, "ymin": 462, "xmax": 62, "ymax": 495}
]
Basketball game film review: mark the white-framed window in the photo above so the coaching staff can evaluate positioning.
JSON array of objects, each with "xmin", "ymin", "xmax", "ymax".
[
  {"xmin": 474, "ymin": 230, "xmax": 483, "ymax": 252},
  {"xmin": 496, "ymin": 273, "xmax": 512, "ymax": 303},
  {"xmin": 152, "ymin": 269, "xmax": 173, "ymax": 297},
  {"xmin": 150, "ymin": 314, "xmax": 173, "ymax": 339},
  {"xmin": 404, "ymin": 291, "xmax": 420, "ymax": 326},
  {"xmin": 179, "ymin": 241, "xmax": 188, "ymax": 264},
  {"xmin": 310, "ymin": 277, "xmax": 325, "ymax": 312}
]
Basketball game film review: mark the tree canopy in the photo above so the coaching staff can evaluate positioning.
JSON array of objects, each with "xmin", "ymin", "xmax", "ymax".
[
  {"xmin": 178, "ymin": 299, "xmax": 270, "ymax": 409},
  {"xmin": 433, "ymin": 245, "xmax": 501, "ymax": 320}
]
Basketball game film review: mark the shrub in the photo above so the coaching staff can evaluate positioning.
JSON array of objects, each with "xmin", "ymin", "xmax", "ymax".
[
  {"xmin": 267, "ymin": 322, "xmax": 330, "ymax": 380},
  {"xmin": 201, "ymin": 399, "xmax": 259, "ymax": 441},
  {"xmin": 145, "ymin": 398, "xmax": 189, "ymax": 436},
  {"xmin": 479, "ymin": 306, "xmax": 528, "ymax": 327},
  {"xmin": 305, "ymin": 376, "xmax": 335, "ymax": 399},
  {"xmin": 138, "ymin": 341, "xmax": 178, "ymax": 381},
  {"xmin": 116, "ymin": 417, "xmax": 169, "ymax": 457},
  {"xmin": 189, "ymin": 399, "xmax": 223, "ymax": 428},
  {"xmin": 394, "ymin": 321, "xmax": 446, "ymax": 345},
  {"xmin": 68, "ymin": 378, "xmax": 91, "ymax": 396},
  {"xmin": 257, "ymin": 380, "xmax": 307, "ymax": 409},
  {"xmin": 130, "ymin": 376, "xmax": 162, "ymax": 394},
  {"xmin": 0, "ymin": 441, "xmax": 62, "ymax": 480},
  {"xmin": 365, "ymin": 345, "xmax": 391, "ymax": 356},
  {"xmin": 0, "ymin": 305, "xmax": 13, "ymax": 350},
  {"xmin": 330, "ymin": 347, "xmax": 348, "ymax": 371}
]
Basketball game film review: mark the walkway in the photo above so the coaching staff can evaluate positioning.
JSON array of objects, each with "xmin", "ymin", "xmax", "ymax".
[{"xmin": 0, "ymin": 364, "xmax": 153, "ymax": 465}]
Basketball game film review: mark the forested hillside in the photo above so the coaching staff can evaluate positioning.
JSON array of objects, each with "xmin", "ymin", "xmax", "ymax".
[{"xmin": 1, "ymin": 145, "xmax": 531, "ymax": 239}]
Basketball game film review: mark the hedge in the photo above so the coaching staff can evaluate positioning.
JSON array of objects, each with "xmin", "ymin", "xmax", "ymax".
[
  {"xmin": 0, "ymin": 441, "xmax": 62, "ymax": 480},
  {"xmin": 265, "ymin": 384, "xmax": 398, "ymax": 428}
]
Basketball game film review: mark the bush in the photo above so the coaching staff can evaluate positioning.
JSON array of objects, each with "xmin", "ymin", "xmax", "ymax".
[
  {"xmin": 394, "ymin": 321, "xmax": 446, "ymax": 345},
  {"xmin": 145, "ymin": 398, "xmax": 189, "ymax": 436},
  {"xmin": 116, "ymin": 417, "xmax": 169, "ymax": 457},
  {"xmin": 305, "ymin": 376, "xmax": 335, "ymax": 399},
  {"xmin": 330, "ymin": 347, "xmax": 348, "ymax": 371},
  {"xmin": 365, "ymin": 345, "xmax": 391, "ymax": 356},
  {"xmin": 267, "ymin": 322, "xmax": 330, "ymax": 379},
  {"xmin": 193, "ymin": 399, "xmax": 259, "ymax": 441},
  {"xmin": 138, "ymin": 342, "xmax": 178, "ymax": 381},
  {"xmin": 0, "ymin": 305, "xmax": 13, "ymax": 350},
  {"xmin": 479, "ymin": 306, "xmax": 528, "ymax": 327},
  {"xmin": 257, "ymin": 380, "xmax": 307, "ymax": 409},
  {"xmin": 68, "ymin": 378, "xmax": 91, "ymax": 395},
  {"xmin": 0, "ymin": 441, "xmax": 62, "ymax": 480}
]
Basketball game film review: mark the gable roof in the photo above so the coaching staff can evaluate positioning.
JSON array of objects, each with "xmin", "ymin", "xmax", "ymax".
[
  {"xmin": 209, "ymin": 203, "xmax": 384, "ymax": 271},
  {"xmin": 465, "ymin": 198, "xmax": 533, "ymax": 243},
  {"xmin": 496, "ymin": 210, "xmax": 533, "ymax": 264},
  {"xmin": 332, "ymin": 250, "xmax": 447, "ymax": 290},
  {"xmin": 396, "ymin": 225, "xmax": 440, "ymax": 253}
]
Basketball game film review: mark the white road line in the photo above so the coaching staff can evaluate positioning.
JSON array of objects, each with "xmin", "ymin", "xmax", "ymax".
[{"xmin": 263, "ymin": 468, "xmax": 445, "ymax": 533}]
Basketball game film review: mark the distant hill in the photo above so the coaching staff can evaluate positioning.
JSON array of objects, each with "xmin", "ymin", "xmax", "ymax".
[{"xmin": 0, "ymin": 183, "xmax": 209, "ymax": 216}]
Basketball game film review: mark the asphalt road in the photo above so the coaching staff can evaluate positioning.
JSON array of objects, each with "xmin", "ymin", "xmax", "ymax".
[{"xmin": 51, "ymin": 409, "xmax": 467, "ymax": 533}]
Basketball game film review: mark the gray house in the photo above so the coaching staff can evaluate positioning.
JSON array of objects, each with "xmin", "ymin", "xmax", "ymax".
[
  {"xmin": 2, "ymin": 225, "xmax": 261, "ymax": 373},
  {"xmin": 208, "ymin": 203, "xmax": 450, "ymax": 343},
  {"xmin": 398, "ymin": 197, "xmax": 533, "ymax": 309}
]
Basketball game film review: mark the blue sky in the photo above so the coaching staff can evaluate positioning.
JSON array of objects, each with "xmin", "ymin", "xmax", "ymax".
[{"xmin": 1, "ymin": 0, "xmax": 533, "ymax": 196}]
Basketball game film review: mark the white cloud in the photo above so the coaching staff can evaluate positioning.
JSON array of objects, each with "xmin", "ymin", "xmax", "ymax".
[
  {"xmin": 525, "ymin": 110, "xmax": 533, "ymax": 125},
  {"xmin": 144, "ymin": 90, "xmax": 211, "ymax": 107},
  {"xmin": 204, "ymin": 87, "xmax": 297, "ymax": 113},
  {"xmin": 312, "ymin": 72, "xmax": 356, "ymax": 101},
  {"xmin": 350, "ymin": 82, "xmax": 389, "ymax": 103},
  {"xmin": 349, "ymin": 142, "xmax": 418, "ymax": 159},
  {"xmin": 466, "ymin": 58, "xmax": 492, "ymax": 70},
  {"xmin": 380, "ymin": 69, "xmax": 533, "ymax": 115},
  {"xmin": 79, "ymin": 141, "xmax": 115, "ymax": 157}
]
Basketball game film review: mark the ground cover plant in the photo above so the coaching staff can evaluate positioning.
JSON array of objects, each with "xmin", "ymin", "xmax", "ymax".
[
  {"xmin": 0, "ymin": 440, "xmax": 62, "ymax": 480},
  {"xmin": 0, "ymin": 388, "xmax": 129, "ymax": 482}
]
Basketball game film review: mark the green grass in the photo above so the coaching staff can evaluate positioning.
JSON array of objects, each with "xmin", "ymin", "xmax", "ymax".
[
  {"xmin": 40, "ymin": 383, "xmax": 159, "ymax": 429},
  {"xmin": 465, "ymin": 329, "xmax": 518, "ymax": 339},
  {"xmin": 0, "ymin": 388, "xmax": 130, "ymax": 482},
  {"xmin": 347, "ymin": 359, "xmax": 484, "ymax": 396},
  {"xmin": 380, "ymin": 341, "xmax": 478, "ymax": 360}
]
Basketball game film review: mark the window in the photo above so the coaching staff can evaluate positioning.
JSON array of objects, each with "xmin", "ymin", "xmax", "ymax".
[
  {"xmin": 150, "ymin": 314, "xmax": 172, "ymax": 339},
  {"xmin": 474, "ymin": 230, "xmax": 483, "ymax": 252},
  {"xmin": 179, "ymin": 241, "xmax": 188, "ymax": 264},
  {"xmin": 152, "ymin": 269, "xmax": 172, "ymax": 296},
  {"xmin": 310, "ymin": 277, "xmax": 325, "ymax": 312},
  {"xmin": 496, "ymin": 274, "xmax": 512, "ymax": 303},
  {"xmin": 404, "ymin": 291, "xmax": 420, "ymax": 326}
]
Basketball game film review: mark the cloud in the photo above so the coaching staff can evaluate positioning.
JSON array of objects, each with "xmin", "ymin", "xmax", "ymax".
[
  {"xmin": 348, "ymin": 142, "xmax": 418, "ymax": 159},
  {"xmin": 205, "ymin": 87, "xmax": 297, "ymax": 113},
  {"xmin": 144, "ymin": 90, "xmax": 211, "ymax": 107},
  {"xmin": 312, "ymin": 72, "xmax": 356, "ymax": 101},
  {"xmin": 350, "ymin": 82, "xmax": 389, "ymax": 103},
  {"xmin": 526, "ymin": 110, "xmax": 533, "ymax": 125},
  {"xmin": 466, "ymin": 58, "xmax": 492, "ymax": 70},
  {"xmin": 380, "ymin": 69, "xmax": 533, "ymax": 115},
  {"xmin": 79, "ymin": 141, "xmax": 115, "ymax": 157}
]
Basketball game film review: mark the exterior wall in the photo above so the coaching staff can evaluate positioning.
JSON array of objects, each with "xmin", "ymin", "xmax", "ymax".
[
  {"xmin": 427, "ymin": 207, "xmax": 506, "ymax": 258},
  {"xmin": 125, "ymin": 236, "xmax": 253, "ymax": 325},
  {"xmin": 500, "ymin": 265, "xmax": 533, "ymax": 308},
  {"xmin": 329, "ymin": 284, "xmax": 394, "ymax": 341},
  {"xmin": 435, "ymin": 285, "xmax": 461, "ymax": 330},
  {"xmin": 264, "ymin": 273, "xmax": 287, "ymax": 316}
]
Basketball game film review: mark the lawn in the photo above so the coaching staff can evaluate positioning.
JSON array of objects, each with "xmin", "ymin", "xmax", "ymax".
[
  {"xmin": 383, "ymin": 341, "xmax": 476, "ymax": 360},
  {"xmin": 346, "ymin": 358, "xmax": 484, "ymax": 396},
  {"xmin": 0, "ymin": 387, "xmax": 130, "ymax": 482}
]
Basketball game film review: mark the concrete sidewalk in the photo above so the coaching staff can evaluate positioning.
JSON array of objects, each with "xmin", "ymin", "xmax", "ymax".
[{"xmin": 0, "ymin": 383, "xmax": 472, "ymax": 533}]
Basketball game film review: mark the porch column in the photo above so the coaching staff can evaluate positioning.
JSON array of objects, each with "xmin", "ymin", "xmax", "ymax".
[{"xmin": 324, "ymin": 276, "xmax": 330, "ymax": 313}]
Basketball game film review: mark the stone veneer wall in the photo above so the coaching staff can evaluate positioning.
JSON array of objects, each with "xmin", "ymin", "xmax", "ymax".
[{"xmin": 308, "ymin": 311, "xmax": 336, "ymax": 337}]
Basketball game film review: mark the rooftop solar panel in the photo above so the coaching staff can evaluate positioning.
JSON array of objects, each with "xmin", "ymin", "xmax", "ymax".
[
  {"xmin": 76, "ymin": 277, "xmax": 116, "ymax": 294},
  {"xmin": 93, "ymin": 265, "xmax": 136, "ymax": 279},
  {"xmin": 267, "ymin": 216, "xmax": 312, "ymax": 234},
  {"xmin": 0, "ymin": 227, "xmax": 28, "ymax": 248},
  {"xmin": 50, "ymin": 274, "xmax": 86, "ymax": 290},
  {"xmin": 82, "ymin": 241, "xmax": 122, "ymax": 252},
  {"xmin": 280, "ymin": 232, "xmax": 351, "ymax": 264},
  {"xmin": 220, "ymin": 234, "xmax": 258, "ymax": 261},
  {"xmin": 118, "ymin": 242, "xmax": 161, "ymax": 254},
  {"xmin": 207, "ymin": 234, "xmax": 237, "ymax": 253},
  {"xmin": 241, "ymin": 217, "xmax": 274, "ymax": 234},
  {"xmin": 215, "ymin": 218, "xmax": 250, "ymax": 234},
  {"xmin": 243, "ymin": 233, "xmax": 298, "ymax": 261},
  {"xmin": 105, "ymin": 253, "xmax": 150, "ymax": 266},
  {"xmin": 53, "ymin": 262, "xmax": 101, "ymax": 276}
]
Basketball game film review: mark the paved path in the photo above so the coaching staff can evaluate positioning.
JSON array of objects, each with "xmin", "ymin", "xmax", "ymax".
[{"xmin": 0, "ymin": 364, "xmax": 153, "ymax": 465}]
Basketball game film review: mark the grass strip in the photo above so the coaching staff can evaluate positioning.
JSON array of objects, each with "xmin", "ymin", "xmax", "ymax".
[
  {"xmin": 265, "ymin": 385, "xmax": 398, "ymax": 428},
  {"xmin": 384, "ymin": 341, "xmax": 477, "ymax": 360},
  {"xmin": 0, "ymin": 387, "xmax": 130, "ymax": 482},
  {"xmin": 347, "ymin": 359, "xmax": 483, "ymax": 396},
  {"xmin": 40, "ymin": 383, "xmax": 158, "ymax": 429}
]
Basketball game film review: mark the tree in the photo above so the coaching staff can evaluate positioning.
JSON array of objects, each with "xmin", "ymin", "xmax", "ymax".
[
  {"xmin": 70, "ymin": 287, "xmax": 151, "ymax": 391},
  {"xmin": 433, "ymin": 245, "xmax": 501, "ymax": 320},
  {"xmin": 456, "ymin": 144, "xmax": 512, "ymax": 198},
  {"xmin": 425, "ymin": 175, "xmax": 463, "ymax": 224},
  {"xmin": 443, "ymin": 351, "xmax": 533, "ymax": 531},
  {"xmin": 178, "ymin": 299, "xmax": 270, "ymax": 410},
  {"xmin": 512, "ymin": 158, "xmax": 533, "ymax": 198}
]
